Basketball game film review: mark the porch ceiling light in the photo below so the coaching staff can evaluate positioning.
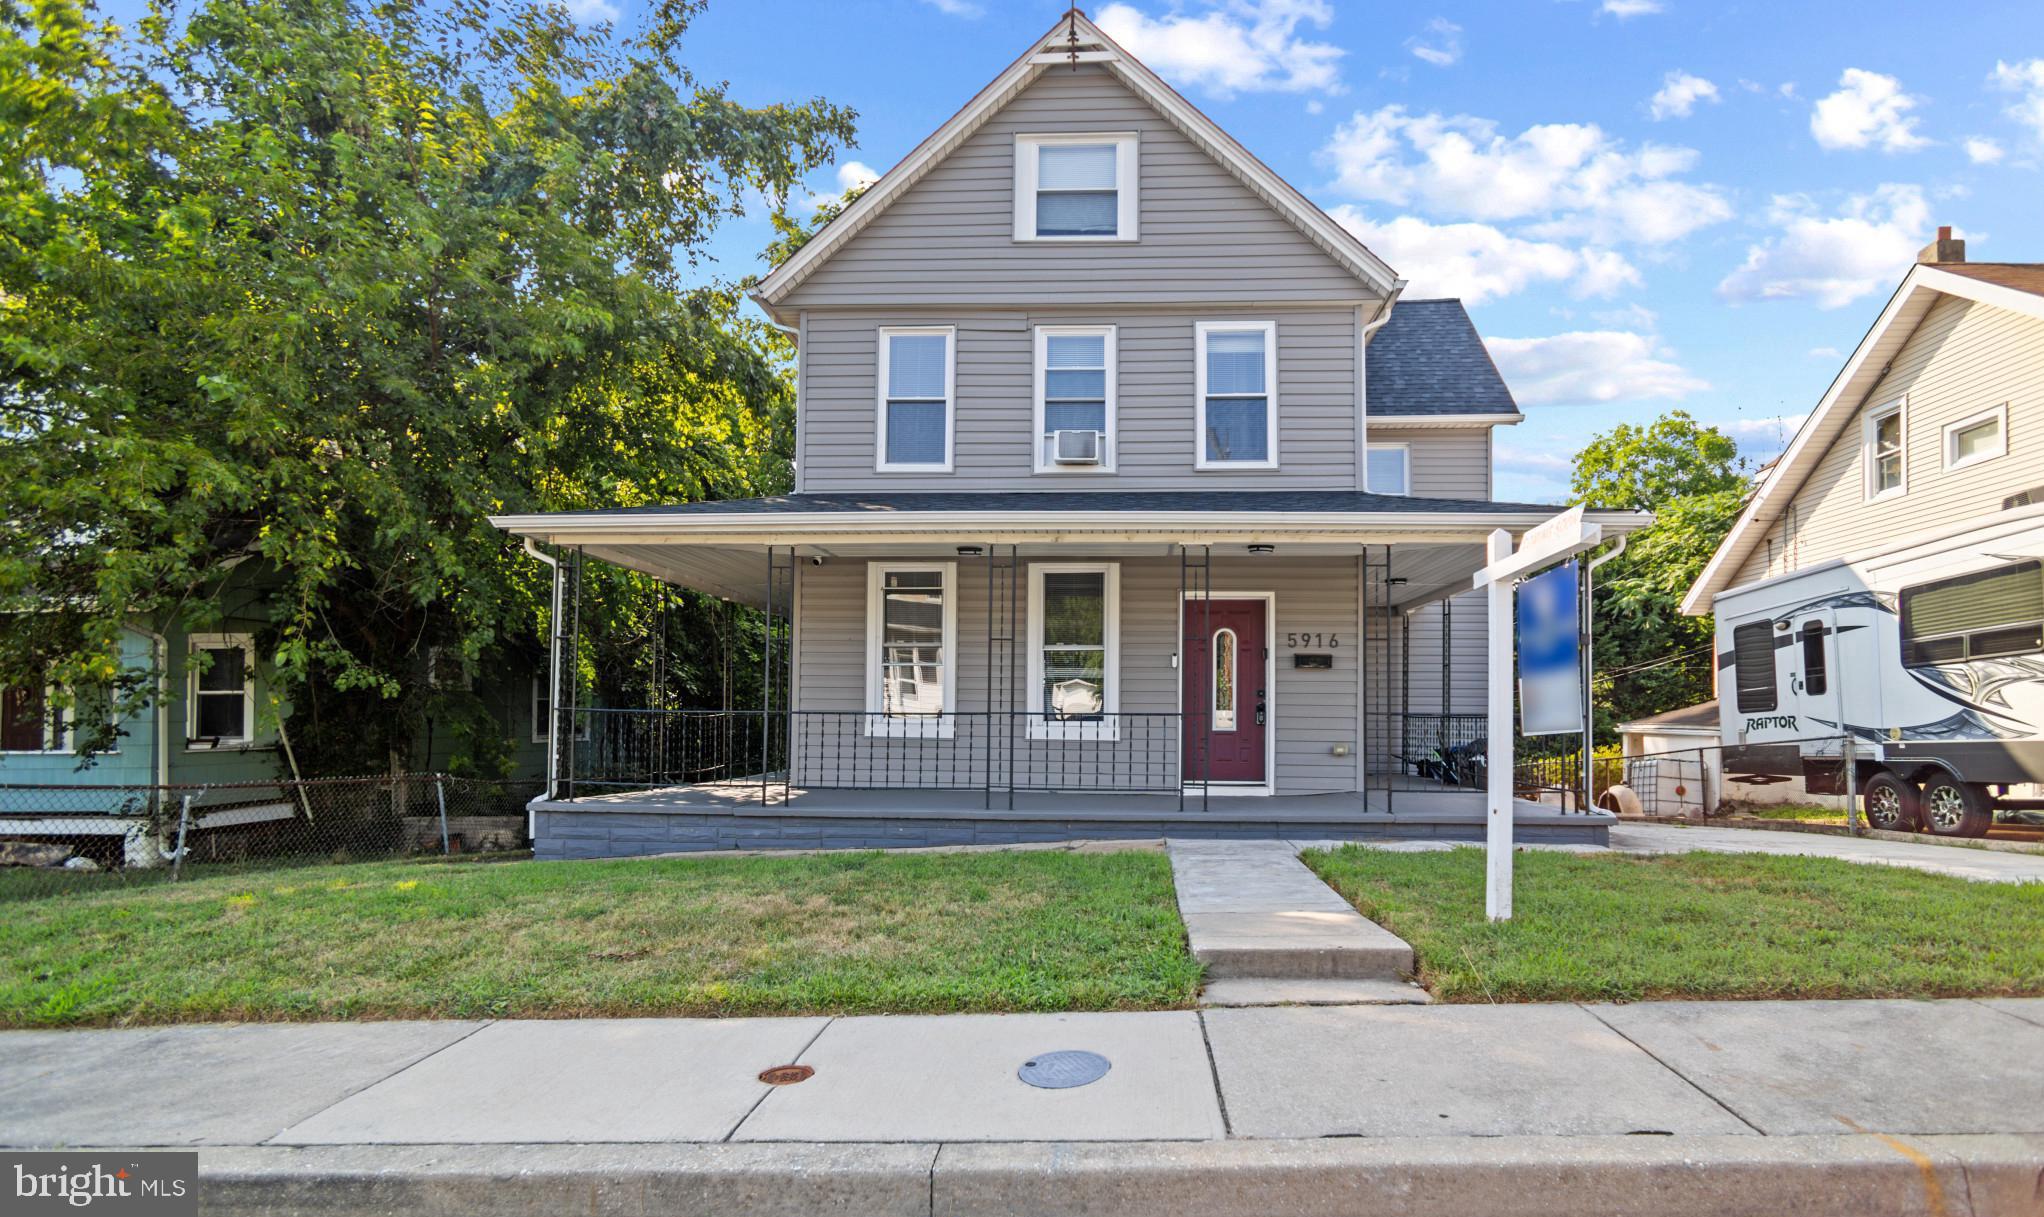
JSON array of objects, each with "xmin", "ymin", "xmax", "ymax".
[{"xmin": 1247, "ymin": 544, "xmax": 1275, "ymax": 554}]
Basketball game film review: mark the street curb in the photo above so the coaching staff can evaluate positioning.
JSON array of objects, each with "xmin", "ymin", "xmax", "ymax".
[{"xmin": 178, "ymin": 1134, "xmax": 2044, "ymax": 1216}]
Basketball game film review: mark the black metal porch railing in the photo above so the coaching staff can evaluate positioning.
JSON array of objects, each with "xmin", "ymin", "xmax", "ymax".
[{"xmin": 557, "ymin": 708, "xmax": 1191, "ymax": 807}]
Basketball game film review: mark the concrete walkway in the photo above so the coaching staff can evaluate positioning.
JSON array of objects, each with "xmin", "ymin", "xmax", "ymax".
[
  {"xmin": 1166, "ymin": 838, "xmax": 1428, "ymax": 1006},
  {"xmin": 1607, "ymin": 822, "xmax": 2044, "ymax": 883},
  {"xmin": 6, "ymin": 1000, "xmax": 2043, "ymax": 1215}
]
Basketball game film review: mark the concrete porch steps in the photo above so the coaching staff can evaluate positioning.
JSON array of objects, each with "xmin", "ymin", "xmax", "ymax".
[{"xmin": 1165, "ymin": 839, "xmax": 1429, "ymax": 1005}]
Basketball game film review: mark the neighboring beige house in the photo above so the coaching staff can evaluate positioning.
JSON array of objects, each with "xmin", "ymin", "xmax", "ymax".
[
  {"xmin": 492, "ymin": 13, "xmax": 1643, "ymax": 858},
  {"xmin": 1681, "ymin": 232, "xmax": 2044, "ymax": 837}
]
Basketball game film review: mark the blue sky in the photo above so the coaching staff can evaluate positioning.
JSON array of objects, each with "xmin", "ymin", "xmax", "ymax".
[{"xmin": 661, "ymin": 0, "xmax": 2044, "ymax": 502}]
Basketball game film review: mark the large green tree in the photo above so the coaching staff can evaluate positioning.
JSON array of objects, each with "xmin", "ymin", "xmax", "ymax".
[
  {"xmin": 1572, "ymin": 411, "xmax": 1748, "ymax": 733},
  {"xmin": 0, "ymin": 0, "xmax": 855, "ymax": 772}
]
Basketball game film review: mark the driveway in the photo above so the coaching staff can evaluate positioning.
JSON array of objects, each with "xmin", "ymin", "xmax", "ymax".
[{"xmin": 1607, "ymin": 823, "xmax": 2044, "ymax": 883}]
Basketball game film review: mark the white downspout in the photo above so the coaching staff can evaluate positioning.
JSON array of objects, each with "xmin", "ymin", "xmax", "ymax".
[
  {"xmin": 1355, "ymin": 296, "xmax": 1397, "ymax": 492},
  {"xmin": 522, "ymin": 537, "xmax": 561, "ymax": 842},
  {"xmin": 131, "ymin": 624, "xmax": 172, "ymax": 868}
]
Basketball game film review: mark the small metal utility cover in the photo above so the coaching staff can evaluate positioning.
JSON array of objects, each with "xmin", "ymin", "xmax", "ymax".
[{"xmin": 1018, "ymin": 1050, "xmax": 1111, "ymax": 1089}]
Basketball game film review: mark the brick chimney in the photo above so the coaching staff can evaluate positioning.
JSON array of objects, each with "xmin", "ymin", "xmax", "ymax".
[{"xmin": 1918, "ymin": 225, "xmax": 1966, "ymax": 264}]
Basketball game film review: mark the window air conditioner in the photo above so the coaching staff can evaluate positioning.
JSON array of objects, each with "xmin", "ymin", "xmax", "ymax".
[{"xmin": 1052, "ymin": 429, "xmax": 1103, "ymax": 465}]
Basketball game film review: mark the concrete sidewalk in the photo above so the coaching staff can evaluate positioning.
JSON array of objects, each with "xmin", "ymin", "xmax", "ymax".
[
  {"xmin": 6, "ymin": 999, "xmax": 2042, "ymax": 1214},
  {"xmin": 1607, "ymin": 822, "xmax": 2044, "ymax": 882}
]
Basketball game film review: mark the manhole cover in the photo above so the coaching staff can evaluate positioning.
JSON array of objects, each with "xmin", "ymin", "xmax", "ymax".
[
  {"xmin": 758, "ymin": 1064, "xmax": 814, "ymax": 1085},
  {"xmin": 1017, "ymin": 1050, "xmax": 1111, "ymax": 1090}
]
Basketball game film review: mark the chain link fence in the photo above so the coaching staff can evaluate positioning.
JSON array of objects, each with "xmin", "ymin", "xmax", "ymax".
[{"xmin": 0, "ymin": 774, "xmax": 539, "ymax": 901}]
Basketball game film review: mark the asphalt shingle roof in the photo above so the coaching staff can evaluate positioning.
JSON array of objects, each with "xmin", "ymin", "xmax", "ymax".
[{"xmin": 1367, "ymin": 298, "xmax": 1521, "ymax": 418}]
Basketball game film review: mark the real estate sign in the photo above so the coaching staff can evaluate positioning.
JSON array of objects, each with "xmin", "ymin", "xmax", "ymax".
[{"xmin": 1517, "ymin": 564, "xmax": 1582, "ymax": 737}]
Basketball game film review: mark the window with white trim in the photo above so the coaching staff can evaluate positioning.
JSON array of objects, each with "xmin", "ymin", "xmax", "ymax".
[
  {"xmin": 1035, "ymin": 326, "xmax": 1115, "ymax": 472},
  {"xmin": 1014, "ymin": 133, "xmax": 1138, "ymax": 241},
  {"xmin": 1027, "ymin": 564, "xmax": 1120, "ymax": 739},
  {"xmin": 530, "ymin": 674, "xmax": 588, "ymax": 744},
  {"xmin": 1944, "ymin": 403, "xmax": 2007, "ymax": 470},
  {"xmin": 1366, "ymin": 443, "xmax": 1410, "ymax": 495},
  {"xmin": 1196, "ymin": 321, "xmax": 1277, "ymax": 469},
  {"xmin": 1863, "ymin": 400, "xmax": 1905, "ymax": 500},
  {"xmin": 2, "ymin": 678, "xmax": 68, "ymax": 753},
  {"xmin": 866, "ymin": 563, "xmax": 957, "ymax": 736},
  {"xmin": 187, "ymin": 634, "xmax": 254, "ymax": 747},
  {"xmin": 877, "ymin": 327, "xmax": 954, "ymax": 472}
]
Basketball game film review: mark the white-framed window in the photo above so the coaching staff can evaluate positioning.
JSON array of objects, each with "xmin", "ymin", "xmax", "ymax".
[
  {"xmin": 186, "ymin": 633, "xmax": 254, "ymax": 748},
  {"xmin": 876, "ymin": 326, "xmax": 955, "ymax": 473},
  {"xmin": 2, "ymin": 679, "xmax": 69, "ymax": 753},
  {"xmin": 1210, "ymin": 627, "xmax": 1238, "ymax": 732},
  {"xmin": 1195, "ymin": 321, "xmax": 1278, "ymax": 469},
  {"xmin": 1033, "ymin": 325, "xmax": 1116, "ymax": 473},
  {"xmin": 1863, "ymin": 398, "xmax": 1906, "ymax": 501},
  {"xmin": 1366, "ymin": 442, "xmax": 1411, "ymax": 495},
  {"xmin": 530, "ymin": 676, "xmax": 589, "ymax": 745},
  {"xmin": 1944, "ymin": 403, "xmax": 2007, "ymax": 471},
  {"xmin": 1026, "ymin": 564, "xmax": 1121, "ymax": 740},
  {"xmin": 1014, "ymin": 132, "xmax": 1139, "ymax": 242},
  {"xmin": 865, "ymin": 562, "xmax": 958, "ymax": 737}
]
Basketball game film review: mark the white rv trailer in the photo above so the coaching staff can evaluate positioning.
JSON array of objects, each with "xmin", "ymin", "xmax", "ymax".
[{"xmin": 1714, "ymin": 503, "xmax": 2044, "ymax": 837}]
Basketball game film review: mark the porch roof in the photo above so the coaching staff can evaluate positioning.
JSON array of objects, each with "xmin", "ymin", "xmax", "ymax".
[{"xmin": 491, "ymin": 492, "xmax": 1649, "ymax": 608}]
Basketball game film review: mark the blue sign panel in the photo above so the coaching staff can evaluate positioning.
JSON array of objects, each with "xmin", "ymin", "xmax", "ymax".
[{"xmin": 1518, "ymin": 565, "xmax": 1582, "ymax": 737}]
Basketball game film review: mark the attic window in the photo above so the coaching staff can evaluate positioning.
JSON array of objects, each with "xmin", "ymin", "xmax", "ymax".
[{"xmin": 1015, "ymin": 133, "xmax": 1138, "ymax": 241}]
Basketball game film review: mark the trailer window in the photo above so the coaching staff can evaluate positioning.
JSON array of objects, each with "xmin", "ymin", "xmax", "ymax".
[
  {"xmin": 1732, "ymin": 621, "xmax": 1778, "ymax": 713},
  {"xmin": 1800, "ymin": 621, "xmax": 1827, "ymax": 696},
  {"xmin": 1900, "ymin": 560, "xmax": 2044, "ymax": 667}
]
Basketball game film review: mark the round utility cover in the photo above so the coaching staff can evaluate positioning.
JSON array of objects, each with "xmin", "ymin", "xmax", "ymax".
[{"xmin": 1017, "ymin": 1050, "xmax": 1111, "ymax": 1089}]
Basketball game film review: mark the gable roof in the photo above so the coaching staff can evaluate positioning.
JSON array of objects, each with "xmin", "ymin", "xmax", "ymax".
[
  {"xmin": 750, "ymin": 10, "xmax": 1402, "ymax": 322},
  {"xmin": 1680, "ymin": 260, "xmax": 2044, "ymax": 616},
  {"xmin": 1367, "ymin": 299, "xmax": 1522, "ymax": 421}
]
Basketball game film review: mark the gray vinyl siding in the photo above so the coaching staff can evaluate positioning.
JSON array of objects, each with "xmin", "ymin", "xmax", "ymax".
[
  {"xmin": 791, "ymin": 554, "xmax": 1362, "ymax": 795},
  {"xmin": 778, "ymin": 65, "xmax": 1375, "ymax": 309},
  {"xmin": 1731, "ymin": 294, "xmax": 2044, "ymax": 589},
  {"xmin": 1368, "ymin": 427, "xmax": 1493, "ymax": 498},
  {"xmin": 800, "ymin": 308, "xmax": 1361, "ymax": 491}
]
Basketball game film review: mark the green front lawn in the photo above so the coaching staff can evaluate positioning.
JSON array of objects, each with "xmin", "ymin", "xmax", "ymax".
[
  {"xmin": 1302, "ymin": 845, "xmax": 2044, "ymax": 1003},
  {"xmin": 0, "ymin": 849, "xmax": 1203, "ymax": 1027}
]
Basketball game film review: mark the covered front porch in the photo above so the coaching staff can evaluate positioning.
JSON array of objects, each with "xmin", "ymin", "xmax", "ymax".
[{"xmin": 493, "ymin": 492, "xmax": 1647, "ymax": 857}]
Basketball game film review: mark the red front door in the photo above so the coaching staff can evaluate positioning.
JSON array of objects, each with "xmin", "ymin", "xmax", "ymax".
[{"xmin": 1184, "ymin": 599, "xmax": 1267, "ymax": 784}]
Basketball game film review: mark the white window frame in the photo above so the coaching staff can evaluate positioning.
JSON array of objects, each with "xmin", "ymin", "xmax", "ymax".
[
  {"xmin": 1014, "ymin": 132, "xmax": 1139, "ymax": 243},
  {"xmin": 1, "ymin": 681, "xmax": 72, "ymax": 754},
  {"xmin": 1944, "ymin": 403, "xmax": 2008, "ymax": 471},
  {"xmin": 875, "ymin": 326, "xmax": 956, "ymax": 474},
  {"xmin": 1862, "ymin": 397, "xmax": 1907, "ymax": 502},
  {"xmin": 1032, "ymin": 324, "xmax": 1117, "ymax": 474},
  {"xmin": 1194, "ymin": 320, "xmax": 1279, "ymax": 471},
  {"xmin": 1366, "ymin": 442, "xmax": 1411, "ymax": 495},
  {"xmin": 1025, "ymin": 563, "xmax": 1121, "ymax": 741},
  {"xmin": 865, "ymin": 562, "xmax": 959, "ymax": 738},
  {"xmin": 529, "ymin": 674, "xmax": 588, "ymax": 744},
  {"xmin": 186, "ymin": 632, "xmax": 255, "ymax": 749}
]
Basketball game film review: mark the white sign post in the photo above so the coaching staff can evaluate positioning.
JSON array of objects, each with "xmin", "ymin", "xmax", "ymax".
[{"xmin": 1471, "ymin": 506, "xmax": 1608, "ymax": 923}]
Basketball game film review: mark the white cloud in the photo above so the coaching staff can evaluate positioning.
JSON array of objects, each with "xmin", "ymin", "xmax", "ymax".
[
  {"xmin": 919, "ymin": 0, "xmax": 982, "ymax": 15},
  {"xmin": 1406, "ymin": 18, "xmax": 1461, "ymax": 67},
  {"xmin": 565, "ymin": 0, "xmax": 619, "ymax": 23},
  {"xmin": 1485, "ymin": 331, "xmax": 1708, "ymax": 406},
  {"xmin": 836, "ymin": 161, "xmax": 881, "ymax": 192},
  {"xmin": 1964, "ymin": 136, "xmax": 2006, "ymax": 164},
  {"xmin": 1810, "ymin": 68, "xmax": 1930, "ymax": 152},
  {"xmin": 1734, "ymin": 411, "xmax": 1809, "ymax": 436},
  {"xmin": 1601, "ymin": 0, "xmax": 1663, "ymax": 16},
  {"xmin": 1648, "ymin": 71, "xmax": 1720, "ymax": 121},
  {"xmin": 1329, "ymin": 209, "xmax": 1639, "ymax": 305},
  {"xmin": 1808, "ymin": 346, "xmax": 1842, "ymax": 359},
  {"xmin": 1990, "ymin": 59, "xmax": 2044, "ymax": 142},
  {"xmin": 1096, "ymin": 0, "xmax": 1344, "ymax": 98},
  {"xmin": 1717, "ymin": 183, "xmax": 1933, "ymax": 309},
  {"xmin": 1320, "ymin": 106, "xmax": 1731, "ymax": 244}
]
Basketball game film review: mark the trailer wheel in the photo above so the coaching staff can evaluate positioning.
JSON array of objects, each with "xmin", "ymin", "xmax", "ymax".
[
  {"xmin": 1861, "ymin": 771, "xmax": 1921, "ymax": 832},
  {"xmin": 1920, "ymin": 774, "xmax": 1993, "ymax": 838}
]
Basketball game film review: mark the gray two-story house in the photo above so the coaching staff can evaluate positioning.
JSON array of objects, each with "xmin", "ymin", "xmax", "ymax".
[{"xmin": 493, "ymin": 12, "xmax": 1643, "ymax": 858}]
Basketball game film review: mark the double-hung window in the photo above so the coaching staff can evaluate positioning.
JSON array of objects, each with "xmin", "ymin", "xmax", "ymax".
[
  {"xmin": 1, "ymin": 678, "xmax": 65, "ymax": 753},
  {"xmin": 1196, "ymin": 321, "xmax": 1278, "ymax": 469},
  {"xmin": 1015, "ymin": 133, "xmax": 1138, "ymax": 241},
  {"xmin": 877, "ymin": 327, "xmax": 954, "ymax": 472},
  {"xmin": 1366, "ymin": 443, "xmax": 1410, "ymax": 495},
  {"xmin": 1864, "ymin": 399, "xmax": 1905, "ymax": 500},
  {"xmin": 866, "ymin": 563, "xmax": 957, "ymax": 736},
  {"xmin": 1027, "ymin": 564, "xmax": 1120, "ymax": 740},
  {"xmin": 188, "ymin": 633, "xmax": 254, "ymax": 747},
  {"xmin": 1035, "ymin": 326, "xmax": 1115, "ymax": 472}
]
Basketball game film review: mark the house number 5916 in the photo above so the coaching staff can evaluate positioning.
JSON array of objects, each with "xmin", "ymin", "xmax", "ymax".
[{"xmin": 1286, "ymin": 633, "xmax": 1340, "ymax": 648}]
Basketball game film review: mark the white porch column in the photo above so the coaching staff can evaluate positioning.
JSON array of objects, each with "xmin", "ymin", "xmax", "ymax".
[{"xmin": 1484, "ymin": 528, "xmax": 1514, "ymax": 922}]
